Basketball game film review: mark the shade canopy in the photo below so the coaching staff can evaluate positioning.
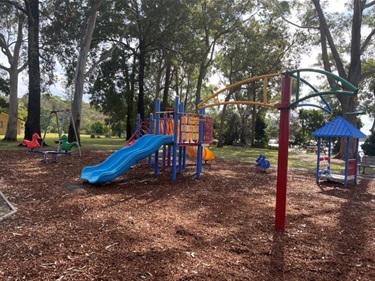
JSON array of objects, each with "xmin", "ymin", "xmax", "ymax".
[{"xmin": 312, "ymin": 116, "xmax": 366, "ymax": 139}]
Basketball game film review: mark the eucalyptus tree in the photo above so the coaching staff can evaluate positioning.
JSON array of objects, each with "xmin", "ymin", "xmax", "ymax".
[
  {"xmin": 89, "ymin": 0, "xmax": 191, "ymax": 129},
  {"xmin": 215, "ymin": 13, "xmax": 294, "ymax": 147},
  {"xmin": 42, "ymin": 0, "xmax": 117, "ymax": 142},
  {"xmin": 89, "ymin": 48, "xmax": 135, "ymax": 139},
  {"xmin": 0, "ymin": 1, "xmax": 28, "ymax": 141},
  {"xmin": 279, "ymin": 0, "xmax": 375, "ymax": 157},
  {"xmin": 69, "ymin": 0, "xmax": 102, "ymax": 143},
  {"xmin": 186, "ymin": 0, "xmax": 254, "ymax": 108},
  {"xmin": 121, "ymin": 0, "xmax": 190, "ymax": 118},
  {"xmin": 359, "ymin": 59, "xmax": 375, "ymax": 132},
  {"xmin": 24, "ymin": 0, "xmax": 41, "ymax": 141}
]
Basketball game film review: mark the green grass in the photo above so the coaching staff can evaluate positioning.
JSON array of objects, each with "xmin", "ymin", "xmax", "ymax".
[
  {"xmin": 0, "ymin": 134, "xmax": 348, "ymax": 174},
  {"xmin": 210, "ymin": 145, "xmax": 345, "ymax": 173},
  {"xmin": 0, "ymin": 134, "xmax": 126, "ymax": 151}
]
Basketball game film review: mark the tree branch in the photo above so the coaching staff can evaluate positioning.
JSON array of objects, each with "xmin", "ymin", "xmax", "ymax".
[
  {"xmin": 312, "ymin": 0, "xmax": 347, "ymax": 79},
  {"xmin": 0, "ymin": 0, "xmax": 27, "ymax": 14},
  {"xmin": 361, "ymin": 68, "xmax": 375, "ymax": 80},
  {"xmin": 364, "ymin": 0, "xmax": 375, "ymax": 9},
  {"xmin": 17, "ymin": 62, "xmax": 28, "ymax": 73},
  {"xmin": 0, "ymin": 33, "xmax": 13, "ymax": 59},
  {"xmin": 0, "ymin": 64, "xmax": 10, "ymax": 72},
  {"xmin": 281, "ymin": 16, "xmax": 319, "ymax": 30},
  {"xmin": 360, "ymin": 28, "xmax": 375, "ymax": 54}
]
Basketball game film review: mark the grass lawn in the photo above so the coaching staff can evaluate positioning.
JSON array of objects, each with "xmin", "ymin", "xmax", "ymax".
[
  {"xmin": 0, "ymin": 133, "xmax": 353, "ymax": 174},
  {"xmin": 0, "ymin": 134, "xmax": 126, "ymax": 151},
  {"xmin": 210, "ymin": 145, "xmax": 332, "ymax": 173}
]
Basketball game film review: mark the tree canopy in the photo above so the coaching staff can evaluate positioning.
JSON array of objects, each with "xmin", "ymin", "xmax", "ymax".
[{"xmin": 1, "ymin": 0, "xmax": 373, "ymax": 150}]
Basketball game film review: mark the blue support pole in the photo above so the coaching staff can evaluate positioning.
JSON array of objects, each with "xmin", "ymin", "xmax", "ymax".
[
  {"xmin": 354, "ymin": 138, "xmax": 359, "ymax": 185},
  {"xmin": 316, "ymin": 137, "xmax": 321, "ymax": 184},
  {"xmin": 154, "ymin": 99, "xmax": 161, "ymax": 176},
  {"xmin": 344, "ymin": 137, "xmax": 350, "ymax": 187},
  {"xmin": 171, "ymin": 96, "xmax": 179, "ymax": 181},
  {"xmin": 328, "ymin": 138, "xmax": 332, "ymax": 174},
  {"xmin": 162, "ymin": 112, "xmax": 167, "ymax": 170},
  {"xmin": 196, "ymin": 103, "xmax": 204, "ymax": 179},
  {"xmin": 148, "ymin": 113, "xmax": 154, "ymax": 167},
  {"xmin": 178, "ymin": 102, "xmax": 185, "ymax": 174}
]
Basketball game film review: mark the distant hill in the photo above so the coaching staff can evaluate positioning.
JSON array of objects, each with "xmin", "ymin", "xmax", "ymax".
[{"xmin": 18, "ymin": 94, "xmax": 106, "ymax": 134}]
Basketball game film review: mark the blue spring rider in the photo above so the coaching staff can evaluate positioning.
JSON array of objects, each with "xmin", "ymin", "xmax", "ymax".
[{"xmin": 255, "ymin": 154, "xmax": 270, "ymax": 171}]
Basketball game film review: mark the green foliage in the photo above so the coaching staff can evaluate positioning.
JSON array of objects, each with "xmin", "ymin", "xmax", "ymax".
[
  {"xmin": 361, "ymin": 131, "xmax": 375, "ymax": 156},
  {"xmin": 0, "ymin": 96, "xmax": 7, "ymax": 108},
  {"xmin": 294, "ymin": 109, "xmax": 325, "ymax": 146},
  {"xmin": 0, "ymin": 77, "xmax": 9, "ymax": 96},
  {"xmin": 223, "ymin": 110, "xmax": 241, "ymax": 145},
  {"xmin": 19, "ymin": 94, "xmax": 105, "ymax": 135},
  {"xmin": 254, "ymin": 112, "xmax": 269, "ymax": 148},
  {"xmin": 90, "ymin": 121, "xmax": 105, "ymax": 137}
]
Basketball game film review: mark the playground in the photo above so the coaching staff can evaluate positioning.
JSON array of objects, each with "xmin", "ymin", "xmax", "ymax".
[{"xmin": 0, "ymin": 149, "xmax": 374, "ymax": 280}]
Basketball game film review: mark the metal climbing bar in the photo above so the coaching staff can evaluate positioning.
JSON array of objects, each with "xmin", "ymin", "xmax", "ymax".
[
  {"xmin": 197, "ymin": 73, "xmax": 280, "ymax": 110},
  {"xmin": 284, "ymin": 68, "xmax": 358, "ymax": 110}
]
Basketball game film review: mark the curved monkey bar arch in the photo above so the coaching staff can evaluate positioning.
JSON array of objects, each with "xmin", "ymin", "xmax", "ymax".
[{"xmin": 197, "ymin": 68, "xmax": 361, "ymax": 115}]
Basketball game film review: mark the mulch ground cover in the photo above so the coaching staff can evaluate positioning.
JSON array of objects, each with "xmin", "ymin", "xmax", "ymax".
[{"xmin": 0, "ymin": 149, "xmax": 374, "ymax": 280}]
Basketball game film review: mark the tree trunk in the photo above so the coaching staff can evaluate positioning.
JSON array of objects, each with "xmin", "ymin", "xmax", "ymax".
[
  {"xmin": 162, "ymin": 62, "xmax": 172, "ymax": 110},
  {"xmin": 4, "ymin": 67, "xmax": 19, "ymax": 141},
  {"xmin": 336, "ymin": 1, "xmax": 362, "ymax": 159},
  {"xmin": 137, "ymin": 38, "xmax": 146, "ymax": 120},
  {"xmin": 125, "ymin": 58, "xmax": 136, "ymax": 140},
  {"xmin": 68, "ymin": 0, "xmax": 102, "ymax": 143},
  {"xmin": 1, "ymin": 11, "xmax": 26, "ymax": 141},
  {"xmin": 24, "ymin": 0, "xmax": 41, "ymax": 142},
  {"xmin": 217, "ymin": 104, "xmax": 228, "ymax": 148},
  {"xmin": 195, "ymin": 62, "xmax": 206, "ymax": 108},
  {"xmin": 312, "ymin": 0, "xmax": 363, "ymax": 159},
  {"xmin": 217, "ymin": 89, "xmax": 236, "ymax": 147}
]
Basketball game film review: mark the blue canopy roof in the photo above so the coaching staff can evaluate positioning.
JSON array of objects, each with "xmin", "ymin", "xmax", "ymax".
[{"xmin": 312, "ymin": 116, "xmax": 366, "ymax": 138}]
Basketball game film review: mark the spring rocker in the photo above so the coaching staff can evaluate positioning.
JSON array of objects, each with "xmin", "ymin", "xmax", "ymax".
[
  {"xmin": 21, "ymin": 132, "xmax": 42, "ymax": 150},
  {"xmin": 22, "ymin": 109, "xmax": 82, "ymax": 162},
  {"xmin": 255, "ymin": 154, "xmax": 271, "ymax": 171}
]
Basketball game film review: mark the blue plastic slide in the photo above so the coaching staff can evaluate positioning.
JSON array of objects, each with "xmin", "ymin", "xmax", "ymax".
[{"xmin": 81, "ymin": 134, "xmax": 173, "ymax": 185}]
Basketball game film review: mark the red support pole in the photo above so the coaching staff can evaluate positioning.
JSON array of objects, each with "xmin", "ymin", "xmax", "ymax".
[{"xmin": 274, "ymin": 76, "xmax": 291, "ymax": 231}]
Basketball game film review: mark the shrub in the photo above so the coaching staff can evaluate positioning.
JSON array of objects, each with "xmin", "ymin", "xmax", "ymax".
[
  {"xmin": 361, "ymin": 131, "xmax": 375, "ymax": 156},
  {"xmin": 90, "ymin": 121, "xmax": 104, "ymax": 137}
]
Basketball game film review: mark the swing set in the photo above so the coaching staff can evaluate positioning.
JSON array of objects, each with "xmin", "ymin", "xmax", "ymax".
[{"xmin": 22, "ymin": 109, "xmax": 82, "ymax": 162}]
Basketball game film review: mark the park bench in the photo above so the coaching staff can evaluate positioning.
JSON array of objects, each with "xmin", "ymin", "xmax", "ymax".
[{"xmin": 357, "ymin": 155, "xmax": 375, "ymax": 174}]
